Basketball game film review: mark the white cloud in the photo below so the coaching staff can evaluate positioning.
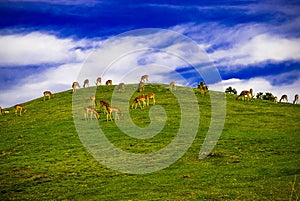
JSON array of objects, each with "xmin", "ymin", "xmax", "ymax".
[
  {"xmin": 172, "ymin": 22, "xmax": 300, "ymax": 69},
  {"xmin": 78, "ymin": 29, "xmax": 213, "ymax": 86},
  {"xmin": 210, "ymin": 34, "xmax": 300, "ymax": 67},
  {"xmin": 0, "ymin": 63, "xmax": 82, "ymax": 108},
  {"xmin": 0, "ymin": 32, "xmax": 93, "ymax": 66}
]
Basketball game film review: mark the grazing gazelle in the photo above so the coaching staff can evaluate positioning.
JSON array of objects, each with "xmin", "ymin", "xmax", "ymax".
[
  {"xmin": 111, "ymin": 106, "xmax": 124, "ymax": 120},
  {"xmin": 43, "ymin": 91, "xmax": 53, "ymax": 101},
  {"xmin": 117, "ymin": 83, "xmax": 125, "ymax": 91},
  {"xmin": 138, "ymin": 81, "xmax": 144, "ymax": 92},
  {"xmin": 131, "ymin": 95, "xmax": 146, "ymax": 109},
  {"xmin": 84, "ymin": 106, "xmax": 100, "ymax": 120},
  {"xmin": 198, "ymin": 82, "xmax": 208, "ymax": 95},
  {"xmin": 99, "ymin": 100, "xmax": 110, "ymax": 113},
  {"xmin": 95, "ymin": 77, "xmax": 102, "ymax": 86},
  {"xmin": 72, "ymin": 82, "xmax": 80, "ymax": 92},
  {"xmin": 105, "ymin": 106, "xmax": 124, "ymax": 121},
  {"xmin": 106, "ymin": 80, "xmax": 112, "ymax": 85},
  {"xmin": 145, "ymin": 93, "xmax": 155, "ymax": 106},
  {"xmin": 83, "ymin": 79, "xmax": 89, "ymax": 88},
  {"xmin": 236, "ymin": 89, "xmax": 253, "ymax": 101},
  {"xmin": 98, "ymin": 101, "xmax": 113, "ymax": 121},
  {"xmin": 140, "ymin": 74, "xmax": 149, "ymax": 83},
  {"xmin": 279, "ymin": 94, "xmax": 288, "ymax": 102},
  {"xmin": 168, "ymin": 81, "xmax": 176, "ymax": 91},
  {"xmin": 15, "ymin": 104, "xmax": 26, "ymax": 116},
  {"xmin": 90, "ymin": 95, "xmax": 97, "ymax": 107},
  {"xmin": 293, "ymin": 94, "xmax": 299, "ymax": 104}
]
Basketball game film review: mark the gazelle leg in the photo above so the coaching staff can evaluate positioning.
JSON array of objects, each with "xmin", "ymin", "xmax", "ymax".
[{"xmin": 138, "ymin": 101, "xmax": 142, "ymax": 109}]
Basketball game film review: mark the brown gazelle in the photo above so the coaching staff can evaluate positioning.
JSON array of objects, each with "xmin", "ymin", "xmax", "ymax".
[
  {"xmin": 118, "ymin": 83, "xmax": 125, "ymax": 91},
  {"xmin": 72, "ymin": 82, "xmax": 80, "ymax": 92},
  {"xmin": 236, "ymin": 89, "xmax": 253, "ymax": 101},
  {"xmin": 138, "ymin": 81, "xmax": 144, "ymax": 92},
  {"xmin": 198, "ymin": 82, "xmax": 208, "ymax": 95},
  {"xmin": 279, "ymin": 94, "xmax": 288, "ymax": 102},
  {"xmin": 95, "ymin": 77, "xmax": 102, "ymax": 86},
  {"xmin": 99, "ymin": 100, "xmax": 110, "ymax": 113},
  {"xmin": 84, "ymin": 106, "xmax": 100, "ymax": 120},
  {"xmin": 111, "ymin": 106, "xmax": 124, "ymax": 120},
  {"xmin": 106, "ymin": 80, "xmax": 112, "ymax": 85},
  {"xmin": 140, "ymin": 74, "xmax": 149, "ymax": 82},
  {"xmin": 83, "ymin": 79, "xmax": 89, "ymax": 88},
  {"xmin": 168, "ymin": 81, "xmax": 176, "ymax": 91},
  {"xmin": 293, "ymin": 94, "xmax": 299, "ymax": 104},
  {"xmin": 145, "ymin": 93, "xmax": 155, "ymax": 106},
  {"xmin": 131, "ymin": 94, "xmax": 146, "ymax": 109},
  {"xmin": 99, "ymin": 101, "xmax": 112, "ymax": 121},
  {"xmin": 15, "ymin": 104, "xmax": 26, "ymax": 116},
  {"xmin": 43, "ymin": 91, "xmax": 53, "ymax": 101},
  {"xmin": 105, "ymin": 106, "xmax": 124, "ymax": 121}
]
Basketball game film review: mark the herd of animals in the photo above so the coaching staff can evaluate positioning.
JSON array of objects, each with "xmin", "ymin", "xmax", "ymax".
[
  {"xmin": 235, "ymin": 88, "xmax": 299, "ymax": 104},
  {"xmin": 80, "ymin": 75, "xmax": 161, "ymax": 121},
  {"xmin": 0, "ymin": 75, "xmax": 299, "ymax": 119}
]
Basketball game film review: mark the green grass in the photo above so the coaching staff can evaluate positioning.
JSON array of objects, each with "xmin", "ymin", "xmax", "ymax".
[{"xmin": 1, "ymin": 84, "xmax": 300, "ymax": 200}]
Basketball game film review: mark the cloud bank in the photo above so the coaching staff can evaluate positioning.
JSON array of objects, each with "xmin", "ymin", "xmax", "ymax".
[{"xmin": 0, "ymin": 32, "xmax": 92, "ymax": 66}]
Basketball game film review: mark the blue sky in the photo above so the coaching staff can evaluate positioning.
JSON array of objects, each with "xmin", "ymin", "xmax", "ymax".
[{"xmin": 0, "ymin": 0, "xmax": 300, "ymax": 107}]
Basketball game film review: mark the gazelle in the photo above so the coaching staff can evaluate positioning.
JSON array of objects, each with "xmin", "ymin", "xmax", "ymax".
[
  {"xmin": 118, "ymin": 83, "xmax": 125, "ymax": 91},
  {"xmin": 293, "ymin": 94, "xmax": 299, "ymax": 104},
  {"xmin": 138, "ymin": 81, "xmax": 144, "ymax": 92},
  {"xmin": 15, "ymin": 104, "xmax": 26, "ymax": 116},
  {"xmin": 145, "ymin": 93, "xmax": 155, "ymax": 106},
  {"xmin": 198, "ymin": 82, "xmax": 208, "ymax": 95},
  {"xmin": 279, "ymin": 94, "xmax": 288, "ymax": 102},
  {"xmin": 105, "ymin": 106, "xmax": 124, "ymax": 121},
  {"xmin": 106, "ymin": 80, "xmax": 112, "ymax": 85},
  {"xmin": 90, "ymin": 95, "xmax": 97, "ymax": 107},
  {"xmin": 168, "ymin": 81, "xmax": 176, "ymax": 91},
  {"xmin": 72, "ymin": 82, "xmax": 80, "ymax": 92},
  {"xmin": 43, "ymin": 91, "xmax": 53, "ymax": 101},
  {"xmin": 83, "ymin": 79, "xmax": 89, "ymax": 88},
  {"xmin": 236, "ymin": 89, "xmax": 253, "ymax": 101},
  {"xmin": 84, "ymin": 106, "xmax": 100, "ymax": 120},
  {"xmin": 99, "ymin": 102, "xmax": 113, "ymax": 121},
  {"xmin": 140, "ymin": 74, "xmax": 149, "ymax": 82},
  {"xmin": 95, "ymin": 77, "xmax": 102, "ymax": 86},
  {"xmin": 131, "ymin": 95, "xmax": 146, "ymax": 109},
  {"xmin": 99, "ymin": 100, "xmax": 110, "ymax": 113}
]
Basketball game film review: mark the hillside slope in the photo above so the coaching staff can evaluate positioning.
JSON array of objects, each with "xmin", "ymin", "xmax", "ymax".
[{"xmin": 1, "ymin": 84, "xmax": 300, "ymax": 200}]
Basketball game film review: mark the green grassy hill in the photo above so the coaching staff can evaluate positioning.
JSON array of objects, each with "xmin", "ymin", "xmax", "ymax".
[{"xmin": 1, "ymin": 84, "xmax": 299, "ymax": 200}]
